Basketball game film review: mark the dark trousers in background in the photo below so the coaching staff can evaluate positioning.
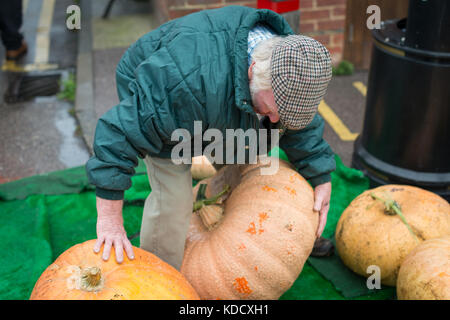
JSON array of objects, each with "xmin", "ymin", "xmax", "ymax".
[{"xmin": 0, "ymin": 0, "xmax": 23, "ymax": 50}]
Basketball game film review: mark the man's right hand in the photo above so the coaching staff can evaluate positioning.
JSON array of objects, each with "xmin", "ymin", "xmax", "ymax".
[{"xmin": 93, "ymin": 196, "xmax": 135, "ymax": 263}]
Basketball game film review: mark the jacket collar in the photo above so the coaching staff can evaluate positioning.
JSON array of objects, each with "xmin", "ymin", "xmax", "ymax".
[{"xmin": 233, "ymin": 9, "xmax": 294, "ymax": 114}]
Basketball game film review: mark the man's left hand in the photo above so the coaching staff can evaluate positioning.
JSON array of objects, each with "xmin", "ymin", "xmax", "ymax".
[{"xmin": 313, "ymin": 182, "xmax": 332, "ymax": 237}]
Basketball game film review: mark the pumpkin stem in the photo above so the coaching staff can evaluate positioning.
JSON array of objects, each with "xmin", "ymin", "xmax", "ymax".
[
  {"xmin": 80, "ymin": 266, "xmax": 104, "ymax": 292},
  {"xmin": 193, "ymin": 184, "xmax": 230, "ymax": 230},
  {"xmin": 198, "ymin": 205, "xmax": 224, "ymax": 231},
  {"xmin": 370, "ymin": 192, "xmax": 419, "ymax": 243},
  {"xmin": 193, "ymin": 184, "xmax": 230, "ymax": 212}
]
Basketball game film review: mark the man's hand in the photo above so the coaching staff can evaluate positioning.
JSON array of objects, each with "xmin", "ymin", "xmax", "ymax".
[
  {"xmin": 313, "ymin": 182, "xmax": 332, "ymax": 237},
  {"xmin": 93, "ymin": 197, "xmax": 135, "ymax": 263}
]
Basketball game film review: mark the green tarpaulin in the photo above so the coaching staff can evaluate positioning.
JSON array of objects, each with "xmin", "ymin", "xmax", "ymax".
[{"xmin": 0, "ymin": 149, "xmax": 395, "ymax": 300}]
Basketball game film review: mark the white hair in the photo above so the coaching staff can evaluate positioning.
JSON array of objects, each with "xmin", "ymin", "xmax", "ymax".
[{"xmin": 249, "ymin": 36, "xmax": 284, "ymax": 98}]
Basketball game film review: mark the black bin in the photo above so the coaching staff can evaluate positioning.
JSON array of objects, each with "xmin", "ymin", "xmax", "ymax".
[{"xmin": 352, "ymin": 0, "xmax": 450, "ymax": 200}]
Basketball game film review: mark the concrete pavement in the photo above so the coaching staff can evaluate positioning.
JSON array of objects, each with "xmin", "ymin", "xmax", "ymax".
[{"xmin": 0, "ymin": 0, "xmax": 89, "ymax": 183}]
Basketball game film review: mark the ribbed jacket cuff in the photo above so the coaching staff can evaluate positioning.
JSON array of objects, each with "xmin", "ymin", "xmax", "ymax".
[
  {"xmin": 309, "ymin": 173, "xmax": 332, "ymax": 188},
  {"xmin": 95, "ymin": 187, "xmax": 125, "ymax": 200}
]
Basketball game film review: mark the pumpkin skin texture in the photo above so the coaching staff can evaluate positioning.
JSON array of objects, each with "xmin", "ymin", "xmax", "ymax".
[
  {"xmin": 335, "ymin": 185, "xmax": 450, "ymax": 286},
  {"xmin": 30, "ymin": 240, "xmax": 200, "ymax": 300},
  {"xmin": 181, "ymin": 158, "xmax": 319, "ymax": 300},
  {"xmin": 397, "ymin": 236, "xmax": 450, "ymax": 300},
  {"xmin": 191, "ymin": 156, "xmax": 216, "ymax": 180}
]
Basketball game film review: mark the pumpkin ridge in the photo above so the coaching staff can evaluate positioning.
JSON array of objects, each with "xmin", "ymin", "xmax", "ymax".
[
  {"xmin": 239, "ymin": 234, "xmax": 298, "ymax": 298},
  {"xmin": 207, "ymin": 222, "xmax": 262, "ymax": 299},
  {"xmin": 183, "ymin": 231, "xmax": 234, "ymax": 299},
  {"xmin": 79, "ymin": 241, "xmax": 96, "ymax": 268},
  {"xmin": 220, "ymin": 192, "xmax": 308, "ymax": 298},
  {"xmin": 203, "ymin": 233, "xmax": 237, "ymax": 299},
  {"xmin": 215, "ymin": 221, "xmax": 286, "ymax": 299},
  {"xmin": 209, "ymin": 214, "xmax": 272, "ymax": 296}
]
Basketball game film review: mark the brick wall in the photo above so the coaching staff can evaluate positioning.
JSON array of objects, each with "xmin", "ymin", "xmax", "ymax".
[
  {"xmin": 153, "ymin": 0, "xmax": 346, "ymax": 64},
  {"xmin": 154, "ymin": 0, "xmax": 257, "ymax": 21},
  {"xmin": 299, "ymin": 0, "xmax": 346, "ymax": 64}
]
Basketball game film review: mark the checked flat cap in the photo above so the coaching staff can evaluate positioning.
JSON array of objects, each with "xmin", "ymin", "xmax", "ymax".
[{"xmin": 271, "ymin": 35, "xmax": 332, "ymax": 130}]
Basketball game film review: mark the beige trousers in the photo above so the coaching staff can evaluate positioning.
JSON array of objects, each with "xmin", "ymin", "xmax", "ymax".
[{"xmin": 140, "ymin": 156, "xmax": 194, "ymax": 270}]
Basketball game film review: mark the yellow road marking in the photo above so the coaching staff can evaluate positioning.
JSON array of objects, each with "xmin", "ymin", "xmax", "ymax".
[
  {"xmin": 23, "ymin": 0, "xmax": 29, "ymax": 14},
  {"xmin": 353, "ymin": 81, "xmax": 367, "ymax": 96},
  {"xmin": 3, "ymin": 0, "xmax": 58, "ymax": 72},
  {"xmin": 318, "ymin": 100, "xmax": 359, "ymax": 141},
  {"xmin": 1, "ymin": 61, "xmax": 58, "ymax": 72},
  {"xmin": 35, "ymin": 0, "xmax": 55, "ymax": 64}
]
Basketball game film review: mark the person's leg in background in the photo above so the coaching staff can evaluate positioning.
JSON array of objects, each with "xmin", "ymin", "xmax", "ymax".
[
  {"xmin": 0, "ymin": 0, "xmax": 27, "ymax": 60},
  {"xmin": 140, "ymin": 156, "xmax": 193, "ymax": 270}
]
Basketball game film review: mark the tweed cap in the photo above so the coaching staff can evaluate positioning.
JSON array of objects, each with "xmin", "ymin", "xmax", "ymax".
[{"xmin": 271, "ymin": 35, "xmax": 332, "ymax": 130}]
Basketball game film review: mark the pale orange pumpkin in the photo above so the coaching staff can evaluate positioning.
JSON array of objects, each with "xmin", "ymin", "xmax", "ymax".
[
  {"xmin": 397, "ymin": 236, "xmax": 450, "ymax": 300},
  {"xmin": 181, "ymin": 158, "xmax": 319, "ymax": 300},
  {"xmin": 335, "ymin": 185, "xmax": 450, "ymax": 286},
  {"xmin": 191, "ymin": 155, "xmax": 216, "ymax": 180},
  {"xmin": 30, "ymin": 240, "xmax": 200, "ymax": 300}
]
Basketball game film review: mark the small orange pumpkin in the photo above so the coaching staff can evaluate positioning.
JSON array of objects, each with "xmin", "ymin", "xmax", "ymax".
[
  {"xmin": 30, "ymin": 240, "xmax": 200, "ymax": 300},
  {"xmin": 181, "ymin": 158, "xmax": 318, "ymax": 299}
]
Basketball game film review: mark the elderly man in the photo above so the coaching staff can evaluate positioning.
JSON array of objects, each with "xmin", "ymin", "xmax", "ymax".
[{"xmin": 86, "ymin": 5, "xmax": 336, "ymax": 269}]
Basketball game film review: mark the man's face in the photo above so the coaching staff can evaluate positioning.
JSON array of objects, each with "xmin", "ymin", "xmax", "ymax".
[
  {"xmin": 251, "ymin": 88, "xmax": 280, "ymax": 123},
  {"xmin": 248, "ymin": 61, "xmax": 280, "ymax": 123}
]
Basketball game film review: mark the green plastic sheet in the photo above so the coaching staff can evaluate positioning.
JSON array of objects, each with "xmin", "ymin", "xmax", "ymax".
[{"xmin": 0, "ymin": 149, "xmax": 395, "ymax": 300}]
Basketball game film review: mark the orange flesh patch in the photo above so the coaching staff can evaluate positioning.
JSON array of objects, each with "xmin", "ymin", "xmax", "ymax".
[
  {"xmin": 258, "ymin": 212, "xmax": 268, "ymax": 234},
  {"xmin": 289, "ymin": 174, "xmax": 301, "ymax": 183},
  {"xmin": 262, "ymin": 185, "xmax": 277, "ymax": 192},
  {"xmin": 238, "ymin": 243, "xmax": 246, "ymax": 250},
  {"xmin": 284, "ymin": 186, "xmax": 297, "ymax": 195},
  {"xmin": 233, "ymin": 277, "xmax": 252, "ymax": 297},
  {"xmin": 246, "ymin": 222, "xmax": 257, "ymax": 235},
  {"xmin": 259, "ymin": 212, "xmax": 268, "ymax": 222},
  {"xmin": 246, "ymin": 213, "xmax": 269, "ymax": 235}
]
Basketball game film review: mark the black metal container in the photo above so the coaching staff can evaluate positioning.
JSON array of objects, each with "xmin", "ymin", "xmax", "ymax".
[{"xmin": 352, "ymin": 0, "xmax": 450, "ymax": 200}]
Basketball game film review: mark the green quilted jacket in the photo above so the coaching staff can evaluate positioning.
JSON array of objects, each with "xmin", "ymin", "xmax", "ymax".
[{"xmin": 86, "ymin": 5, "xmax": 336, "ymax": 200}]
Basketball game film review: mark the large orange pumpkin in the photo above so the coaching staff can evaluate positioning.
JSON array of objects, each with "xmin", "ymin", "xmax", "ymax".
[
  {"xmin": 30, "ymin": 240, "xmax": 200, "ymax": 300},
  {"xmin": 181, "ymin": 158, "xmax": 319, "ymax": 300},
  {"xmin": 397, "ymin": 236, "xmax": 450, "ymax": 300},
  {"xmin": 335, "ymin": 185, "xmax": 450, "ymax": 286}
]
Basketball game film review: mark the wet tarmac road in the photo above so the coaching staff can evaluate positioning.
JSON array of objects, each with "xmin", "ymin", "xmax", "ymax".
[{"xmin": 0, "ymin": 0, "xmax": 89, "ymax": 183}]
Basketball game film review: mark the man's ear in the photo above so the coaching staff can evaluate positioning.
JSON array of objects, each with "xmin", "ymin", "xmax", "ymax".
[{"xmin": 248, "ymin": 61, "xmax": 256, "ymax": 81}]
